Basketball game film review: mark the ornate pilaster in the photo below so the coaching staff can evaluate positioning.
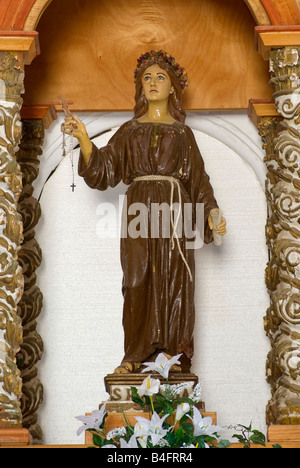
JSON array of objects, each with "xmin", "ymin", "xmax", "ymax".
[
  {"xmin": 262, "ymin": 47, "xmax": 300, "ymax": 425},
  {"xmin": 0, "ymin": 51, "xmax": 25, "ymax": 428},
  {"xmin": 16, "ymin": 118, "xmax": 44, "ymax": 444}
]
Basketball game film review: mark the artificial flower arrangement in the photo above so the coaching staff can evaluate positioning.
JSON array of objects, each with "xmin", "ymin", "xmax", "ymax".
[{"xmin": 75, "ymin": 353, "xmax": 231, "ymax": 449}]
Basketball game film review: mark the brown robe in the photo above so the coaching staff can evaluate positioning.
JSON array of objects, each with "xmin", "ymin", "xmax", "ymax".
[{"xmin": 78, "ymin": 119, "xmax": 218, "ymax": 372}]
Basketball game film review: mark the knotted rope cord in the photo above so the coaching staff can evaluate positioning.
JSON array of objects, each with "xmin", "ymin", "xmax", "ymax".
[{"xmin": 133, "ymin": 175, "xmax": 193, "ymax": 282}]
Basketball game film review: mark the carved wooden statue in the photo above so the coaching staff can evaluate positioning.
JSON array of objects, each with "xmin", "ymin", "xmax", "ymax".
[{"xmin": 62, "ymin": 51, "xmax": 226, "ymax": 374}]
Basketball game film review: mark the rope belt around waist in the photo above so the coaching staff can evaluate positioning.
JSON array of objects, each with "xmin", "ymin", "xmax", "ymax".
[{"xmin": 133, "ymin": 175, "xmax": 193, "ymax": 282}]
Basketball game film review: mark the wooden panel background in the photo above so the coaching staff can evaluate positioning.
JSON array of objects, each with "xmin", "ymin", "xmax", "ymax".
[{"xmin": 23, "ymin": 0, "xmax": 273, "ymax": 112}]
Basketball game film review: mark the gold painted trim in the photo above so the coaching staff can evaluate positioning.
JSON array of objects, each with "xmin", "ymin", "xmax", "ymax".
[{"xmin": 23, "ymin": 0, "xmax": 54, "ymax": 32}]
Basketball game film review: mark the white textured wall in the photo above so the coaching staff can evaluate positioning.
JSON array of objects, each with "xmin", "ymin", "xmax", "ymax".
[{"xmin": 35, "ymin": 112, "xmax": 270, "ymax": 444}]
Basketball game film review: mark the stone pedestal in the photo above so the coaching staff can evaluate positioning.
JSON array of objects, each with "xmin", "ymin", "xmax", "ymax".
[
  {"xmin": 85, "ymin": 372, "xmax": 212, "ymax": 444},
  {"xmin": 104, "ymin": 372, "xmax": 204, "ymax": 412}
]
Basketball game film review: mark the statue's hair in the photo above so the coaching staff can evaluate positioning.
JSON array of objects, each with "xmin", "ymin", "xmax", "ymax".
[
  {"xmin": 133, "ymin": 58, "xmax": 187, "ymax": 124},
  {"xmin": 134, "ymin": 50, "xmax": 188, "ymax": 90}
]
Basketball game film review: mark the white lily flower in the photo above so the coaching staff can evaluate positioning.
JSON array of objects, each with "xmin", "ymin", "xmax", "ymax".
[
  {"xmin": 137, "ymin": 435, "xmax": 148, "ymax": 448},
  {"xmin": 134, "ymin": 417, "xmax": 151, "ymax": 440},
  {"xmin": 142, "ymin": 352, "xmax": 182, "ymax": 378},
  {"xmin": 181, "ymin": 442, "xmax": 210, "ymax": 448},
  {"xmin": 75, "ymin": 402, "xmax": 107, "ymax": 436},
  {"xmin": 137, "ymin": 375, "xmax": 160, "ymax": 397},
  {"xmin": 120, "ymin": 435, "xmax": 139, "ymax": 448},
  {"xmin": 134, "ymin": 411, "xmax": 170, "ymax": 446},
  {"xmin": 175, "ymin": 402, "xmax": 190, "ymax": 422},
  {"xmin": 101, "ymin": 444, "xmax": 117, "ymax": 448},
  {"xmin": 187, "ymin": 406, "xmax": 222, "ymax": 438}
]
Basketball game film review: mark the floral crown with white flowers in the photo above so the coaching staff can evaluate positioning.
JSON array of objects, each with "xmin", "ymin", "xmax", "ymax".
[{"xmin": 134, "ymin": 50, "xmax": 189, "ymax": 90}]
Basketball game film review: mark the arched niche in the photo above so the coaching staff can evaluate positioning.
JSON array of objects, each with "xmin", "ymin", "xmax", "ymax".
[
  {"xmin": 23, "ymin": 0, "xmax": 53, "ymax": 31},
  {"xmin": 5, "ymin": 0, "xmax": 300, "ymax": 444},
  {"xmin": 1, "ymin": 0, "xmax": 300, "ymax": 35},
  {"xmin": 15, "ymin": 0, "xmax": 273, "ymax": 443},
  {"xmin": 23, "ymin": 0, "xmax": 274, "ymax": 112},
  {"xmin": 245, "ymin": 0, "xmax": 300, "ymax": 25}
]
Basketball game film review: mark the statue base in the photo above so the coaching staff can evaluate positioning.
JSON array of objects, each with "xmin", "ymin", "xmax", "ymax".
[
  {"xmin": 103, "ymin": 372, "xmax": 205, "ymax": 412},
  {"xmin": 85, "ymin": 372, "xmax": 214, "ymax": 444}
]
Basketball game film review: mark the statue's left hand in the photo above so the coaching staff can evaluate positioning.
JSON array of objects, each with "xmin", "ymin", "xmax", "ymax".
[{"xmin": 208, "ymin": 216, "xmax": 227, "ymax": 236}]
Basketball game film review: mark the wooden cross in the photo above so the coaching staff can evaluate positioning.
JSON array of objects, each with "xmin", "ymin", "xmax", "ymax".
[{"xmin": 58, "ymin": 96, "xmax": 72, "ymax": 117}]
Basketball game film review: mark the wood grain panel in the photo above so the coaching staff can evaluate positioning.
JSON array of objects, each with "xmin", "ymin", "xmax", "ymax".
[
  {"xmin": 257, "ymin": 0, "xmax": 300, "ymax": 26},
  {"xmin": 0, "ymin": 0, "xmax": 36, "ymax": 30},
  {"xmin": 260, "ymin": 0, "xmax": 285, "ymax": 24},
  {"xmin": 273, "ymin": 0, "xmax": 300, "ymax": 25},
  {"xmin": 0, "ymin": 429, "xmax": 30, "ymax": 446},
  {"xmin": 23, "ymin": 0, "xmax": 273, "ymax": 112},
  {"xmin": 268, "ymin": 424, "xmax": 300, "ymax": 442}
]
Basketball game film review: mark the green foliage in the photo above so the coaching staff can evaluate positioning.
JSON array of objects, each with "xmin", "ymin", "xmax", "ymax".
[
  {"xmin": 131, "ymin": 386, "xmax": 145, "ymax": 408},
  {"xmin": 231, "ymin": 423, "xmax": 266, "ymax": 448},
  {"xmin": 86, "ymin": 382, "xmax": 230, "ymax": 449},
  {"xmin": 81, "ymin": 379, "xmax": 273, "ymax": 449}
]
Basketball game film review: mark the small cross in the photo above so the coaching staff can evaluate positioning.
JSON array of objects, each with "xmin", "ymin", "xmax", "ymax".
[{"xmin": 70, "ymin": 183, "xmax": 76, "ymax": 192}]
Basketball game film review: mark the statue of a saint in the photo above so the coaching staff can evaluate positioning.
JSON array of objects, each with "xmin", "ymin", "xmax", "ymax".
[{"xmin": 62, "ymin": 51, "xmax": 226, "ymax": 375}]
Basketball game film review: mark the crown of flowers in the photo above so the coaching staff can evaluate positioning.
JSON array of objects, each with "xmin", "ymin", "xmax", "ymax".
[{"xmin": 134, "ymin": 50, "xmax": 189, "ymax": 90}]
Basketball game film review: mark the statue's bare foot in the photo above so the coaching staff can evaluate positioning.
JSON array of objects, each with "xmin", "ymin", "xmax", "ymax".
[
  {"xmin": 114, "ymin": 364, "xmax": 130, "ymax": 374},
  {"xmin": 114, "ymin": 362, "xmax": 141, "ymax": 374},
  {"xmin": 170, "ymin": 364, "xmax": 182, "ymax": 372}
]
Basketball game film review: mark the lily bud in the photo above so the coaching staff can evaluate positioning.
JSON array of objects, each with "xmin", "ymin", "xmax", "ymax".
[{"xmin": 175, "ymin": 402, "xmax": 190, "ymax": 422}]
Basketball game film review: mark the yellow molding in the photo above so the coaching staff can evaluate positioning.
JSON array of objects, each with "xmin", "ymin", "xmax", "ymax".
[
  {"xmin": 248, "ymin": 99, "xmax": 279, "ymax": 127},
  {"xmin": 0, "ymin": 35, "xmax": 39, "ymax": 65},
  {"xmin": 257, "ymin": 30, "xmax": 300, "ymax": 59},
  {"xmin": 20, "ymin": 104, "xmax": 58, "ymax": 129}
]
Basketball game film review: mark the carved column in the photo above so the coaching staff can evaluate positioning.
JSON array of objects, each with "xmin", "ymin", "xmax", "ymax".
[
  {"xmin": 15, "ymin": 105, "xmax": 56, "ymax": 443},
  {"xmin": 262, "ymin": 47, "xmax": 300, "ymax": 425},
  {"xmin": 16, "ymin": 118, "xmax": 44, "ymax": 444},
  {"xmin": 0, "ymin": 51, "xmax": 25, "ymax": 428}
]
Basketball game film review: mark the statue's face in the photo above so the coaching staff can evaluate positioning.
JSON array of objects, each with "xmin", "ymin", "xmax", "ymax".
[{"xmin": 142, "ymin": 64, "xmax": 174, "ymax": 102}]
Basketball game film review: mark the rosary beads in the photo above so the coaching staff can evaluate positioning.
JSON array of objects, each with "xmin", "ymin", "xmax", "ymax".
[
  {"xmin": 59, "ymin": 97, "xmax": 76, "ymax": 192},
  {"xmin": 62, "ymin": 126, "xmax": 76, "ymax": 192}
]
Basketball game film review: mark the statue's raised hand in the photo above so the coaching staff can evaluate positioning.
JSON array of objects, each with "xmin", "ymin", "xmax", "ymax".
[
  {"xmin": 61, "ymin": 115, "xmax": 88, "ymax": 142},
  {"xmin": 61, "ymin": 115, "xmax": 93, "ymax": 165}
]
